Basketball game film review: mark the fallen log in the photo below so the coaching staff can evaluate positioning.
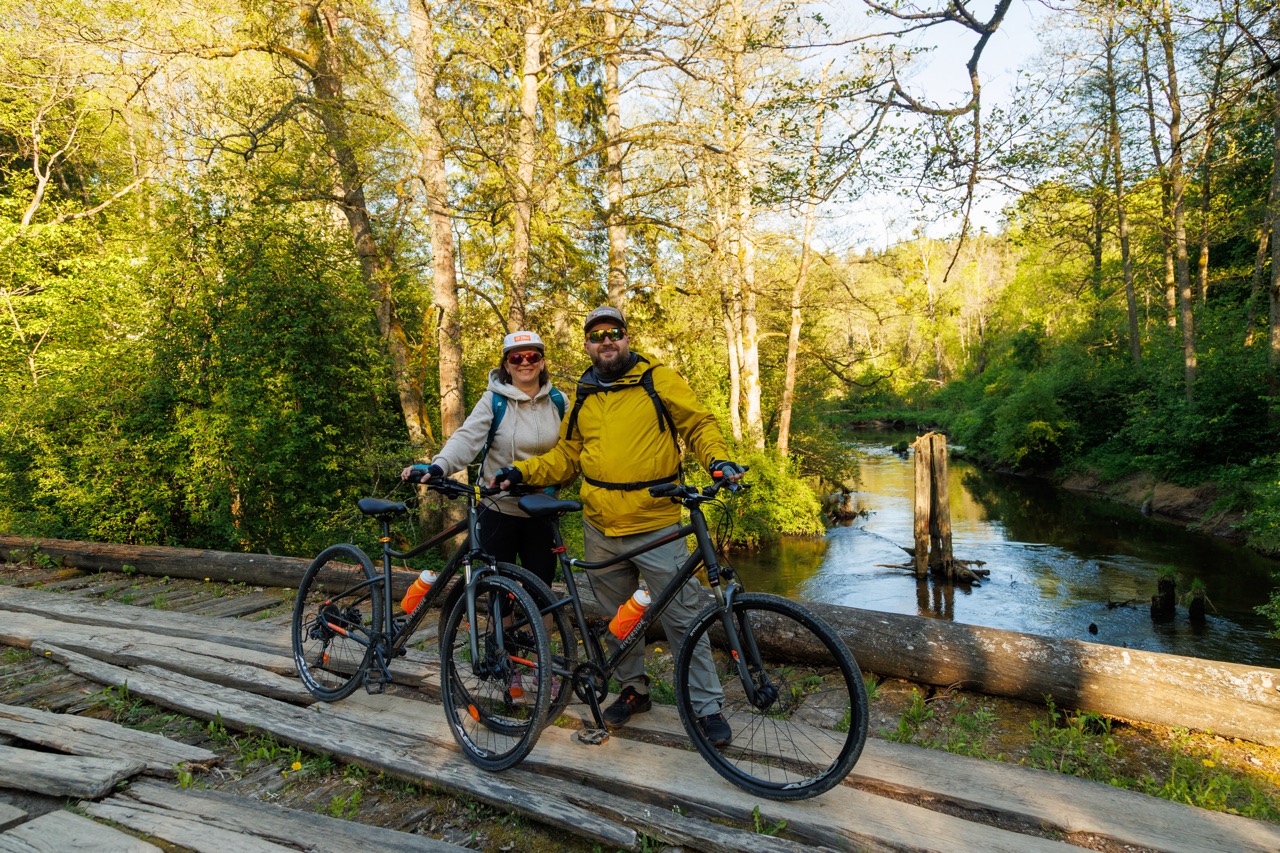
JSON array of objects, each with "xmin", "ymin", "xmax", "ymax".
[{"xmin": 5, "ymin": 536, "xmax": 1280, "ymax": 746}]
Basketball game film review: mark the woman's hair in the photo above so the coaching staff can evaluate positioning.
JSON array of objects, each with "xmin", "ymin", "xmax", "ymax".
[{"xmin": 497, "ymin": 361, "xmax": 550, "ymax": 387}]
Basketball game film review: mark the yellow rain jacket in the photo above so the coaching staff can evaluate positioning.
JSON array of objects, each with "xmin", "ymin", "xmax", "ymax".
[{"xmin": 514, "ymin": 353, "xmax": 728, "ymax": 536}]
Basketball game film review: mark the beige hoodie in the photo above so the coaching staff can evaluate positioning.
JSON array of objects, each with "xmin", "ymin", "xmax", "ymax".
[{"xmin": 430, "ymin": 369, "xmax": 565, "ymax": 516}]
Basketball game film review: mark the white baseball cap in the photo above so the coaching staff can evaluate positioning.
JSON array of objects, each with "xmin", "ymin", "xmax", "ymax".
[{"xmin": 502, "ymin": 330, "xmax": 545, "ymax": 356}]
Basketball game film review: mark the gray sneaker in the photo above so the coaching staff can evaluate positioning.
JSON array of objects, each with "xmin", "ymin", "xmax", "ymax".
[{"xmin": 602, "ymin": 686, "xmax": 651, "ymax": 727}]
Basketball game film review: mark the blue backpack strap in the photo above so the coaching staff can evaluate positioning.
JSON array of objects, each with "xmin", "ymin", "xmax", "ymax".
[
  {"xmin": 477, "ymin": 394, "xmax": 508, "ymax": 468},
  {"xmin": 549, "ymin": 387, "xmax": 566, "ymax": 420}
]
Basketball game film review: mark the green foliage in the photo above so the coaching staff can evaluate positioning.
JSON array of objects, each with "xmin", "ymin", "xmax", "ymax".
[
  {"xmin": 706, "ymin": 449, "xmax": 825, "ymax": 548},
  {"xmin": 1026, "ymin": 698, "xmax": 1119, "ymax": 781}
]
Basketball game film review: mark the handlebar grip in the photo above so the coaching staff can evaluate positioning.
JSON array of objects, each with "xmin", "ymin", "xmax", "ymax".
[{"xmin": 649, "ymin": 483, "xmax": 684, "ymax": 498}]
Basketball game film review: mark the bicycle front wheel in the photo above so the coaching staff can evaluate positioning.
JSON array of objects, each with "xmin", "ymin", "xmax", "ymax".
[
  {"xmin": 675, "ymin": 593, "xmax": 868, "ymax": 800},
  {"xmin": 292, "ymin": 544, "xmax": 382, "ymax": 702},
  {"xmin": 439, "ymin": 574, "xmax": 552, "ymax": 771},
  {"xmin": 495, "ymin": 562, "xmax": 579, "ymax": 724}
]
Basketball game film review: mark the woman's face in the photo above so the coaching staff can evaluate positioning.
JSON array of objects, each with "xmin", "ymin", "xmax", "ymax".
[{"xmin": 505, "ymin": 347, "xmax": 544, "ymax": 384}]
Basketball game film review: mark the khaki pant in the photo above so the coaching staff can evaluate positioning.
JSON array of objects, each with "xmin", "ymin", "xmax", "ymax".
[{"xmin": 583, "ymin": 521, "xmax": 723, "ymax": 717}]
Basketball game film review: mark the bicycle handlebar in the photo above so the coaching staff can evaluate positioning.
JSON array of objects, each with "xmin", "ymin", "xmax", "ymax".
[
  {"xmin": 409, "ymin": 474, "xmax": 504, "ymax": 501},
  {"xmin": 649, "ymin": 471, "xmax": 750, "ymax": 504}
]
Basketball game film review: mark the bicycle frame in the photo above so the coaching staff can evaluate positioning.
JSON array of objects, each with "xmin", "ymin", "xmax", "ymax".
[
  {"xmin": 539, "ymin": 491, "xmax": 767, "ymax": 724},
  {"xmin": 331, "ymin": 483, "xmax": 515, "ymax": 685}
]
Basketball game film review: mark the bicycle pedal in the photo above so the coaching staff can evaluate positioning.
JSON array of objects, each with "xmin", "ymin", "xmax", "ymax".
[
  {"xmin": 364, "ymin": 679, "xmax": 387, "ymax": 695},
  {"xmin": 576, "ymin": 727, "xmax": 610, "ymax": 746}
]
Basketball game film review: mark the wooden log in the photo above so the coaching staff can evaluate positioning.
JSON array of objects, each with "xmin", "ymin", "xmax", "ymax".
[
  {"xmin": 0, "ymin": 535, "xmax": 420, "ymax": 600},
  {"xmin": 78, "ymin": 800, "xmax": 298, "ymax": 853},
  {"xmin": 928, "ymin": 433, "xmax": 954, "ymax": 574},
  {"xmin": 0, "ymin": 702, "xmax": 219, "ymax": 776},
  {"xmin": 0, "ymin": 744, "xmax": 145, "ymax": 799},
  {"xmin": 0, "ymin": 809, "xmax": 162, "ymax": 853},
  {"xmin": 912, "ymin": 435, "xmax": 931, "ymax": 577},
  {"xmin": 89, "ymin": 780, "xmax": 468, "ymax": 853}
]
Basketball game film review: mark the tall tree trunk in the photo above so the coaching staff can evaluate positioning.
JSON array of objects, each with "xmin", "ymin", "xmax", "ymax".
[
  {"xmin": 1196, "ymin": 19, "xmax": 1228, "ymax": 307},
  {"xmin": 1106, "ymin": 22, "xmax": 1140, "ymax": 364},
  {"xmin": 302, "ymin": 0, "xmax": 433, "ymax": 449},
  {"xmin": 603, "ymin": 0, "xmax": 627, "ymax": 309},
  {"xmin": 729, "ymin": 0, "xmax": 764, "ymax": 449},
  {"xmin": 510, "ymin": 9, "xmax": 544, "ymax": 330},
  {"xmin": 408, "ymin": 0, "xmax": 463, "ymax": 443},
  {"xmin": 1269, "ymin": 73, "xmax": 1280, "ymax": 369},
  {"xmin": 1140, "ymin": 35, "xmax": 1178, "ymax": 330},
  {"xmin": 777, "ymin": 85, "xmax": 829, "ymax": 457},
  {"xmin": 1157, "ymin": 0, "xmax": 1196, "ymax": 399},
  {"xmin": 722, "ymin": 294, "xmax": 743, "ymax": 443}
]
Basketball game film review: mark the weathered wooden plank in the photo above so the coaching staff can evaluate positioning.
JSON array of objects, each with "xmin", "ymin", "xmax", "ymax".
[
  {"xmin": 185, "ymin": 591, "xmax": 287, "ymax": 619},
  {"xmin": 0, "ymin": 610, "xmax": 312, "ymax": 705},
  {"xmin": 317, "ymin": 690, "xmax": 1074, "ymax": 853},
  {"xmin": 0, "ymin": 702, "xmax": 218, "ymax": 776},
  {"xmin": 0, "ymin": 802, "xmax": 25, "ymax": 833},
  {"xmin": 608, "ymin": 702, "xmax": 1280, "ymax": 853},
  {"xmin": 0, "ymin": 744, "xmax": 144, "ymax": 799},
  {"xmin": 78, "ymin": 800, "xmax": 295, "ymax": 853},
  {"xmin": 0, "ymin": 809, "xmax": 162, "ymax": 853},
  {"xmin": 109, "ymin": 780, "xmax": 472, "ymax": 852},
  {"xmin": 337, "ymin": 687, "xmax": 1280, "ymax": 853},
  {"xmin": 854, "ymin": 738, "xmax": 1280, "ymax": 853},
  {"xmin": 0, "ymin": 586, "xmax": 435, "ymax": 688},
  {"xmin": 34, "ymin": 644, "xmax": 639, "ymax": 852}
]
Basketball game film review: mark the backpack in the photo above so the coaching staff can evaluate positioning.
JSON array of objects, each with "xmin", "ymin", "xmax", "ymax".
[
  {"xmin": 476, "ymin": 387, "xmax": 566, "ymax": 469},
  {"xmin": 564, "ymin": 357, "xmax": 683, "ymax": 490}
]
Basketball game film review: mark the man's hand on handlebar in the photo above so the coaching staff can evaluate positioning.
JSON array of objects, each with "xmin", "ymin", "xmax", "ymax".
[
  {"xmin": 709, "ymin": 460, "xmax": 748, "ymax": 483},
  {"xmin": 401, "ymin": 463, "xmax": 443, "ymax": 484}
]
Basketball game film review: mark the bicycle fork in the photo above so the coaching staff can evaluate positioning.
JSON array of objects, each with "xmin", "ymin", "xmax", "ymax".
[{"xmin": 716, "ymin": 589, "xmax": 778, "ymax": 711}]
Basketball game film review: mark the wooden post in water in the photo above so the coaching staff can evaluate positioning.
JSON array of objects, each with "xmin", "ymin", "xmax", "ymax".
[{"xmin": 912, "ymin": 432, "xmax": 955, "ymax": 578}]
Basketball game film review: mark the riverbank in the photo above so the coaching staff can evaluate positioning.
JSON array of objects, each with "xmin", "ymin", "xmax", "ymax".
[{"xmin": 1060, "ymin": 470, "xmax": 1247, "ymax": 544}]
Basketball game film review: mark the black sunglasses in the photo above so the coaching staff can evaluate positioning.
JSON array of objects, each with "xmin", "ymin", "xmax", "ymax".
[
  {"xmin": 586, "ymin": 327, "xmax": 626, "ymax": 344},
  {"xmin": 506, "ymin": 351, "xmax": 544, "ymax": 365}
]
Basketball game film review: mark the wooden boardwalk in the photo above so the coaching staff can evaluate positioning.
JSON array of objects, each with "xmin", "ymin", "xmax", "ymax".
[{"xmin": 1, "ymin": 572, "xmax": 1279, "ymax": 852}]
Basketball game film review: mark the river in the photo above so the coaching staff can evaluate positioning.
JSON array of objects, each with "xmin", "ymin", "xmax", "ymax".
[{"xmin": 731, "ymin": 435, "xmax": 1280, "ymax": 667}]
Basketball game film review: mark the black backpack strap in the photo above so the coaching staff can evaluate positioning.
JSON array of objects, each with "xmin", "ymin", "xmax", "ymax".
[{"xmin": 565, "ymin": 361, "xmax": 682, "ymax": 478}]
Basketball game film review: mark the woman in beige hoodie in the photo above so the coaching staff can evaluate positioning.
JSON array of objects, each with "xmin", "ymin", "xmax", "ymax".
[{"xmin": 401, "ymin": 331, "xmax": 566, "ymax": 584}]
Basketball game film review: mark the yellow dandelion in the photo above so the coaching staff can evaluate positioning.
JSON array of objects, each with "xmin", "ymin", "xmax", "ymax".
[
  {"xmin": 653, "ymin": 647, "xmax": 663, "ymax": 653},
  {"xmin": 204, "ymin": 578, "xmax": 210, "ymax": 582},
  {"xmin": 1201, "ymin": 759, "xmax": 1215, "ymax": 768},
  {"xmin": 291, "ymin": 761, "xmax": 303, "ymax": 771}
]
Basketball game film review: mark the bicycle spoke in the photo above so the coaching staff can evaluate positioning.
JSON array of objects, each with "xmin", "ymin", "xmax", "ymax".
[{"xmin": 292, "ymin": 545, "xmax": 382, "ymax": 702}]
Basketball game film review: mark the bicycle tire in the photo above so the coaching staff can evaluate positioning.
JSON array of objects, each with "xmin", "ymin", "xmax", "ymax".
[
  {"xmin": 292, "ymin": 544, "xmax": 382, "ymax": 702},
  {"xmin": 439, "ymin": 574, "xmax": 552, "ymax": 771},
  {"xmin": 674, "ymin": 593, "xmax": 868, "ymax": 800},
  {"xmin": 436, "ymin": 562, "xmax": 579, "ymax": 724},
  {"xmin": 498, "ymin": 562, "xmax": 579, "ymax": 723}
]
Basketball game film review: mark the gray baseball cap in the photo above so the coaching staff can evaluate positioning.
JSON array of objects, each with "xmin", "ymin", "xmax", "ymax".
[{"xmin": 583, "ymin": 305, "xmax": 627, "ymax": 333}]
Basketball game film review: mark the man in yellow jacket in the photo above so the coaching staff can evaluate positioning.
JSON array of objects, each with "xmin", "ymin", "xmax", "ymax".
[{"xmin": 494, "ymin": 305, "xmax": 744, "ymax": 746}]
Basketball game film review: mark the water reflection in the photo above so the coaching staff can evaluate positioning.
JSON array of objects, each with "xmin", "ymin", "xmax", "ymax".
[{"xmin": 731, "ymin": 434, "xmax": 1280, "ymax": 667}]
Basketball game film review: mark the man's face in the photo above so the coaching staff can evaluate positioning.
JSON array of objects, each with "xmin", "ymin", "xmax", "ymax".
[{"xmin": 585, "ymin": 322, "xmax": 630, "ymax": 373}]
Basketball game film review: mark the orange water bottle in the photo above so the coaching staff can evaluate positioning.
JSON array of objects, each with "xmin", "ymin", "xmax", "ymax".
[
  {"xmin": 400, "ymin": 569, "xmax": 437, "ymax": 614},
  {"xmin": 609, "ymin": 589, "xmax": 651, "ymax": 639}
]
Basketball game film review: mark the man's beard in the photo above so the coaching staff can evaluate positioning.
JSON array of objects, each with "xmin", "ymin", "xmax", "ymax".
[{"xmin": 591, "ymin": 347, "xmax": 633, "ymax": 382}]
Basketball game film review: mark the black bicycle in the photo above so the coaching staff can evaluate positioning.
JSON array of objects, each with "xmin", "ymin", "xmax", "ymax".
[
  {"xmin": 516, "ymin": 476, "xmax": 869, "ymax": 800},
  {"xmin": 291, "ymin": 477, "xmax": 554, "ymax": 771}
]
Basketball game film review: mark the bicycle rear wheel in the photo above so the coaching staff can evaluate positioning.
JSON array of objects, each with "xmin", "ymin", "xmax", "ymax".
[
  {"xmin": 439, "ymin": 574, "xmax": 551, "ymax": 771},
  {"xmin": 674, "ymin": 593, "xmax": 868, "ymax": 800},
  {"xmin": 292, "ymin": 544, "xmax": 382, "ymax": 702}
]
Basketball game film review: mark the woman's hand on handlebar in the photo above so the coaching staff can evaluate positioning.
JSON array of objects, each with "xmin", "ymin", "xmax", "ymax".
[{"xmin": 402, "ymin": 463, "xmax": 444, "ymax": 484}]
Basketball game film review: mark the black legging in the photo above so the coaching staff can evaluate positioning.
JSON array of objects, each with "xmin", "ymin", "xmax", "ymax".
[{"xmin": 475, "ymin": 506, "xmax": 557, "ymax": 586}]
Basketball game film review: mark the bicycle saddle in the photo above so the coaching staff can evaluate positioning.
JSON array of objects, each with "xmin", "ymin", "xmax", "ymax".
[
  {"xmin": 357, "ymin": 498, "xmax": 409, "ymax": 516},
  {"xmin": 517, "ymin": 493, "xmax": 582, "ymax": 517}
]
